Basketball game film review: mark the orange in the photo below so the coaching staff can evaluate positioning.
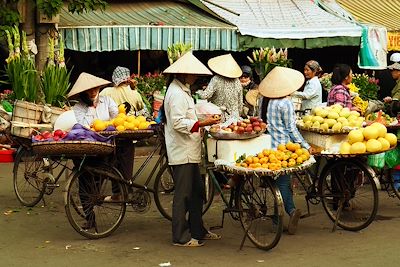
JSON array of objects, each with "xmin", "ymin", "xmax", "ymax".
[
  {"xmin": 277, "ymin": 144, "xmax": 286, "ymax": 151},
  {"xmin": 293, "ymin": 143, "xmax": 301, "ymax": 151},
  {"xmin": 252, "ymin": 157, "xmax": 259, "ymax": 164},
  {"xmin": 126, "ymin": 116, "xmax": 136, "ymax": 123},
  {"xmin": 116, "ymin": 125, "xmax": 125, "ymax": 132},
  {"xmin": 296, "ymin": 157, "xmax": 304, "ymax": 164},
  {"xmin": 254, "ymin": 163, "xmax": 262, "ymax": 168},
  {"xmin": 300, "ymin": 154, "xmax": 308, "ymax": 162},
  {"xmin": 262, "ymin": 163, "xmax": 269, "ymax": 169},
  {"xmin": 249, "ymin": 163, "xmax": 256, "ymax": 169},
  {"xmin": 281, "ymin": 160, "xmax": 288, "ymax": 168},
  {"xmin": 290, "ymin": 153, "xmax": 298, "ymax": 159},
  {"xmin": 286, "ymin": 142, "xmax": 296, "ymax": 152},
  {"xmin": 241, "ymin": 163, "xmax": 248, "ymax": 168},
  {"xmin": 258, "ymin": 152, "xmax": 264, "ymax": 159},
  {"xmin": 137, "ymin": 115, "xmax": 146, "ymax": 122},
  {"xmin": 93, "ymin": 120, "xmax": 107, "ymax": 131},
  {"xmin": 283, "ymin": 154, "xmax": 289, "ymax": 161},
  {"xmin": 259, "ymin": 157, "xmax": 268, "ymax": 164},
  {"xmin": 262, "ymin": 149, "xmax": 271, "ymax": 156},
  {"xmin": 245, "ymin": 157, "xmax": 253, "ymax": 164},
  {"xmin": 113, "ymin": 117, "xmax": 125, "ymax": 127},
  {"xmin": 295, "ymin": 148, "xmax": 303, "ymax": 156},
  {"xmin": 235, "ymin": 162, "xmax": 241, "ymax": 167}
]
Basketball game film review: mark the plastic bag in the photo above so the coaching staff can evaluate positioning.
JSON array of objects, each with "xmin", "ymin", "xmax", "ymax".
[
  {"xmin": 384, "ymin": 147, "xmax": 400, "ymax": 168},
  {"xmin": 195, "ymin": 102, "xmax": 222, "ymax": 120},
  {"xmin": 367, "ymin": 153, "xmax": 385, "ymax": 169}
]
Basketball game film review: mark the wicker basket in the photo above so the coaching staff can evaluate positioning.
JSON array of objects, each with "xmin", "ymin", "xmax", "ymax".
[
  {"xmin": 32, "ymin": 141, "xmax": 115, "ymax": 157},
  {"xmin": 11, "ymin": 100, "xmax": 44, "ymax": 138},
  {"xmin": 98, "ymin": 129, "xmax": 154, "ymax": 139},
  {"xmin": 214, "ymin": 156, "xmax": 316, "ymax": 178},
  {"xmin": 209, "ymin": 129, "xmax": 265, "ymax": 140}
]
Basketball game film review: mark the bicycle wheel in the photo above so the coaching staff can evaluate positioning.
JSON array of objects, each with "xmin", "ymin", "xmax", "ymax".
[
  {"xmin": 388, "ymin": 169, "xmax": 400, "ymax": 200},
  {"xmin": 319, "ymin": 159, "xmax": 378, "ymax": 231},
  {"xmin": 13, "ymin": 147, "xmax": 48, "ymax": 207},
  {"xmin": 236, "ymin": 175, "xmax": 283, "ymax": 251},
  {"xmin": 154, "ymin": 163, "xmax": 215, "ymax": 221},
  {"xmin": 65, "ymin": 164, "xmax": 127, "ymax": 239}
]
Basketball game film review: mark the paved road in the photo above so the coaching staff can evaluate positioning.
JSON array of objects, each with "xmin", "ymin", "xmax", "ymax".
[{"xmin": 1, "ymin": 160, "xmax": 400, "ymax": 267}]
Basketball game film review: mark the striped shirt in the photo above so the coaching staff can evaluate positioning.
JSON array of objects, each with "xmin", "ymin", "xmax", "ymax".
[{"xmin": 267, "ymin": 98, "xmax": 310, "ymax": 149}]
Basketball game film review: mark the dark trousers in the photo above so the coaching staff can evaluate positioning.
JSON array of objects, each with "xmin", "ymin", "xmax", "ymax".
[
  {"xmin": 172, "ymin": 163, "xmax": 207, "ymax": 244},
  {"xmin": 112, "ymin": 140, "xmax": 135, "ymax": 194}
]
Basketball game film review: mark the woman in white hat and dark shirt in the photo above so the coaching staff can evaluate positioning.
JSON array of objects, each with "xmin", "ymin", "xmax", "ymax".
[
  {"xmin": 258, "ymin": 67, "xmax": 315, "ymax": 235},
  {"xmin": 162, "ymin": 52, "xmax": 221, "ymax": 247}
]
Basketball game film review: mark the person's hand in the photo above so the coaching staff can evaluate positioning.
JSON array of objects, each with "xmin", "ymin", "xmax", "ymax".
[
  {"xmin": 199, "ymin": 116, "xmax": 220, "ymax": 127},
  {"xmin": 351, "ymin": 106, "xmax": 362, "ymax": 112},
  {"xmin": 384, "ymin": 96, "xmax": 392, "ymax": 103},
  {"xmin": 308, "ymin": 146, "xmax": 317, "ymax": 155}
]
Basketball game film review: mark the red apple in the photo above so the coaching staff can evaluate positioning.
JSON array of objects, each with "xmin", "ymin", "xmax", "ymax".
[
  {"xmin": 53, "ymin": 136, "xmax": 60, "ymax": 141},
  {"xmin": 245, "ymin": 125, "xmax": 253, "ymax": 133},
  {"xmin": 252, "ymin": 121, "xmax": 260, "ymax": 127},
  {"xmin": 236, "ymin": 127, "xmax": 245, "ymax": 134},
  {"xmin": 260, "ymin": 122, "xmax": 267, "ymax": 129},
  {"xmin": 257, "ymin": 118, "xmax": 264, "ymax": 123},
  {"xmin": 41, "ymin": 131, "xmax": 52, "ymax": 140},
  {"xmin": 34, "ymin": 135, "xmax": 44, "ymax": 141},
  {"xmin": 254, "ymin": 126, "xmax": 262, "ymax": 132},
  {"xmin": 240, "ymin": 122, "xmax": 247, "ymax": 128},
  {"xmin": 53, "ymin": 129, "xmax": 64, "ymax": 137},
  {"xmin": 228, "ymin": 124, "xmax": 235, "ymax": 130},
  {"xmin": 250, "ymin": 117, "xmax": 258, "ymax": 123}
]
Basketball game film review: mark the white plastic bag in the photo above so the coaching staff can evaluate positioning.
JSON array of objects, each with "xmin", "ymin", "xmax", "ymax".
[{"xmin": 195, "ymin": 102, "xmax": 222, "ymax": 120}]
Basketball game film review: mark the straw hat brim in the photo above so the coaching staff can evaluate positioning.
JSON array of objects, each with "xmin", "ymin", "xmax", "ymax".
[
  {"xmin": 258, "ymin": 67, "xmax": 305, "ymax": 98},
  {"xmin": 163, "ymin": 52, "xmax": 212, "ymax": 75},
  {"xmin": 388, "ymin": 62, "xmax": 400, "ymax": 71},
  {"xmin": 208, "ymin": 54, "xmax": 242, "ymax": 78},
  {"xmin": 245, "ymin": 89, "xmax": 260, "ymax": 107},
  {"xmin": 68, "ymin": 73, "xmax": 112, "ymax": 98}
]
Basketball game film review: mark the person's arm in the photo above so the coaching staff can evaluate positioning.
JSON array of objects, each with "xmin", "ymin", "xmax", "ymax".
[
  {"xmin": 197, "ymin": 76, "xmax": 217, "ymax": 99},
  {"xmin": 282, "ymin": 101, "xmax": 310, "ymax": 149},
  {"xmin": 294, "ymin": 79, "xmax": 320, "ymax": 100},
  {"xmin": 107, "ymin": 97, "xmax": 119, "ymax": 118}
]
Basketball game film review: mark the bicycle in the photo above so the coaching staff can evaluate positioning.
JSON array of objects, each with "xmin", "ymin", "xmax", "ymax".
[
  {"xmin": 155, "ymin": 132, "xmax": 285, "ymax": 251},
  {"xmin": 372, "ymin": 166, "xmax": 400, "ymax": 200},
  {"xmin": 293, "ymin": 155, "xmax": 379, "ymax": 232},
  {"xmin": 12, "ymin": 136, "xmax": 73, "ymax": 207},
  {"xmin": 63, "ymin": 125, "xmax": 198, "ymax": 238}
]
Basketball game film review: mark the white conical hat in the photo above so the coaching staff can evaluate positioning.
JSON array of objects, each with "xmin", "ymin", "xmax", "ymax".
[
  {"xmin": 245, "ymin": 89, "xmax": 260, "ymax": 107},
  {"xmin": 258, "ymin": 67, "xmax": 304, "ymax": 98},
  {"xmin": 67, "ymin": 73, "xmax": 112, "ymax": 97},
  {"xmin": 163, "ymin": 52, "xmax": 212, "ymax": 75},
  {"xmin": 208, "ymin": 54, "xmax": 242, "ymax": 78}
]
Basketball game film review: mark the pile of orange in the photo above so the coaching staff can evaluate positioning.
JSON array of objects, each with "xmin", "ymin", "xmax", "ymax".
[{"xmin": 235, "ymin": 142, "xmax": 311, "ymax": 171}]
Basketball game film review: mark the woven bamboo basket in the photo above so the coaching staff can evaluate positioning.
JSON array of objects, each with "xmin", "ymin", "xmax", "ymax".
[
  {"xmin": 214, "ymin": 156, "xmax": 316, "ymax": 178},
  {"xmin": 32, "ymin": 141, "xmax": 115, "ymax": 157},
  {"xmin": 98, "ymin": 129, "xmax": 155, "ymax": 139},
  {"xmin": 11, "ymin": 100, "xmax": 44, "ymax": 138},
  {"xmin": 209, "ymin": 129, "xmax": 266, "ymax": 140}
]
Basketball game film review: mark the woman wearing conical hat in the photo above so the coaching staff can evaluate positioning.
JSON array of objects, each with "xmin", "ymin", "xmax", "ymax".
[
  {"xmin": 259, "ymin": 66, "xmax": 315, "ymax": 235},
  {"xmin": 196, "ymin": 54, "xmax": 243, "ymax": 121},
  {"xmin": 162, "ymin": 51, "xmax": 221, "ymax": 247}
]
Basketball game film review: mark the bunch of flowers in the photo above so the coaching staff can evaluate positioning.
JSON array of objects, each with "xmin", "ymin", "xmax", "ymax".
[
  {"xmin": 3, "ymin": 26, "xmax": 39, "ymax": 102},
  {"xmin": 132, "ymin": 72, "xmax": 166, "ymax": 112},
  {"xmin": 352, "ymin": 73, "xmax": 379, "ymax": 101},
  {"xmin": 319, "ymin": 73, "xmax": 332, "ymax": 92},
  {"xmin": 247, "ymin": 47, "xmax": 292, "ymax": 80}
]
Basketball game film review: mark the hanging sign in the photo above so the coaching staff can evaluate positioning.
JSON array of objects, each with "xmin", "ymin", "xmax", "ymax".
[
  {"xmin": 388, "ymin": 32, "xmax": 400, "ymax": 51},
  {"xmin": 358, "ymin": 25, "xmax": 387, "ymax": 70}
]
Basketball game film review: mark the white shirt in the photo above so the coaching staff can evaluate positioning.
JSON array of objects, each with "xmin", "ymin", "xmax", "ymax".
[
  {"xmin": 293, "ymin": 76, "xmax": 322, "ymax": 111},
  {"xmin": 73, "ymin": 96, "xmax": 118, "ymax": 127},
  {"xmin": 164, "ymin": 79, "xmax": 201, "ymax": 165}
]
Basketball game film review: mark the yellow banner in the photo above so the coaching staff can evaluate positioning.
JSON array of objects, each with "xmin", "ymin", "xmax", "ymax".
[{"xmin": 388, "ymin": 32, "xmax": 400, "ymax": 51}]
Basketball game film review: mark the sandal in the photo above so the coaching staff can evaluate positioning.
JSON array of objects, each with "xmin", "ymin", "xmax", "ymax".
[
  {"xmin": 173, "ymin": 238, "xmax": 204, "ymax": 247},
  {"xmin": 203, "ymin": 231, "xmax": 221, "ymax": 240}
]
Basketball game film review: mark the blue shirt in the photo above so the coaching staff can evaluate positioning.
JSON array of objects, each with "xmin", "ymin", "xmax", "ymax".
[{"xmin": 267, "ymin": 98, "xmax": 310, "ymax": 149}]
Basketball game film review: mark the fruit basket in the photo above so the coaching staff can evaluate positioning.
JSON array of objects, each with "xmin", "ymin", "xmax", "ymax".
[
  {"xmin": 209, "ymin": 129, "xmax": 265, "ymax": 140},
  {"xmin": 297, "ymin": 124, "xmax": 354, "ymax": 135},
  {"xmin": 98, "ymin": 129, "xmax": 155, "ymax": 139},
  {"xmin": 32, "ymin": 141, "xmax": 115, "ymax": 157},
  {"xmin": 214, "ymin": 156, "xmax": 316, "ymax": 177},
  {"xmin": 318, "ymin": 147, "xmax": 396, "ymax": 159}
]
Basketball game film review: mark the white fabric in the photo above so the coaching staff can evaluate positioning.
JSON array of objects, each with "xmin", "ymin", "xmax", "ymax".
[
  {"xmin": 293, "ymin": 76, "xmax": 322, "ymax": 111},
  {"xmin": 164, "ymin": 79, "xmax": 201, "ymax": 165}
]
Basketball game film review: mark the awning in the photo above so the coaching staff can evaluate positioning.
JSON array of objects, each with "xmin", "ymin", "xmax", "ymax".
[
  {"xmin": 58, "ymin": 1, "xmax": 239, "ymax": 52},
  {"xmin": 187, "ymin": 0, "xmax": 362, "ymax": 49},
  {"xmin": 334, "ymin": 0, "xmax": 400, "ymax": 51}
]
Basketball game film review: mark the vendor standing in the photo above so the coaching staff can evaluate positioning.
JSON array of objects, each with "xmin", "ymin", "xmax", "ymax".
[
  {"xmin": 240, "ymin": 65, "xmax": 259, "ymax": 117},
  {"xmin": 196, "ymin": 54, "xmax": 243, "ymax": 121},
  {"xmin": 292, "ymin": 60, "xmax": 323, "ymax": 111},
  {"xmin": 68, "ymin": 72, "xmax": 118, "ymax": 229},
  {"xmin": 259, "ymin": 67, "xmax": 314, "ymax": 235},
  {"xmin": 163, "ymin": 52, "xmax": 221, "ymax": 247}
]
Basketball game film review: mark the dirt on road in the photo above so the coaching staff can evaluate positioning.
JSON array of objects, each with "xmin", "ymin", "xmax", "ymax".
[{"xmin": 1, "ymin": 162, "xmax": 400, "ymax": 267}]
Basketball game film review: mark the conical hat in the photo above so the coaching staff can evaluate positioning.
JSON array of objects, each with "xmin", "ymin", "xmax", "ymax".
[
  {"xmin": 245, "ymin": 89, "xmax": 260, "ymax": 107},
  {"xmin": 258, "ymin": 67, "xmax": 304, "ymax": 98},
  {"xmin": 163, "ymin": 52, "xmax": 212, "ymax": 75},
  {"xmin": 67, "ymin": 73, "xmax": 112, "ymax": 98},
  {"xmin": 208, "ymin": 54, "xmax": 242, "ymax": 78}
]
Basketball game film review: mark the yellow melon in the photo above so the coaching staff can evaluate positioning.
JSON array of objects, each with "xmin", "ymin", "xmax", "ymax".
[
  {"xmin": 366, "ymin": 139, "xmax": 382, "ymax": 153},
  {"xmin": 348, "ymin": 129, "xmax": 364, "ymax": 144},
  {"xmin": 363, "ymin": 126, "xmax": 379, "ymax": 140},
  {"xmin": 384, "ymin": 133, "xmax": 398, "ymax": 147},
  {"xmin": 350, "ymin": 142, "xmax": 366, "ymax": 154},
  {"xmin": 370, "ymin": 122, "xmax": 387, "ymax": 138}
]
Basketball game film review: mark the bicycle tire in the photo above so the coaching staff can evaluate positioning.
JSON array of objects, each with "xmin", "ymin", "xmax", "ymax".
[
  {"xmin": 388, "ymin": 169, "xmax": 400, "ymax": 200},
  {"xmin": 65, "ymin": 164, "xmax": 127, "ymax": 239},
  {"xmin": 236, "ymin": 175, "xmax": 283, "ymax": 251},
  {"xmin": 13, "ymin": 147, "xmax": 47, "ymax": 207},
  {"xmin": 154, "ymin": 163, "xmax": 215, "ymax": 221},
  {"xmin": 319, "ymin": 159, "xmax": 378, "ymax": 231}
]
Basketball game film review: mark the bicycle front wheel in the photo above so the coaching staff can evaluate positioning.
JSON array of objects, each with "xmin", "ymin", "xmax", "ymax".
[
  {"xmin": 237, "ymin": 175, "xmax": 283, "ymax": 251},
  {"xmin": 65, "ymin": 164, "xmax": 127, "ymax": 239},
  {"xmin": 154, "ymin": 163, "xmax": 215, "ymax": 221},
  {"xmin": 319, "ymin": 159, "xmax": 378, "ymax": 231},
  {"xmin": 13, "ymin": 148, "xmax": 48, "ymax": 207}
]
